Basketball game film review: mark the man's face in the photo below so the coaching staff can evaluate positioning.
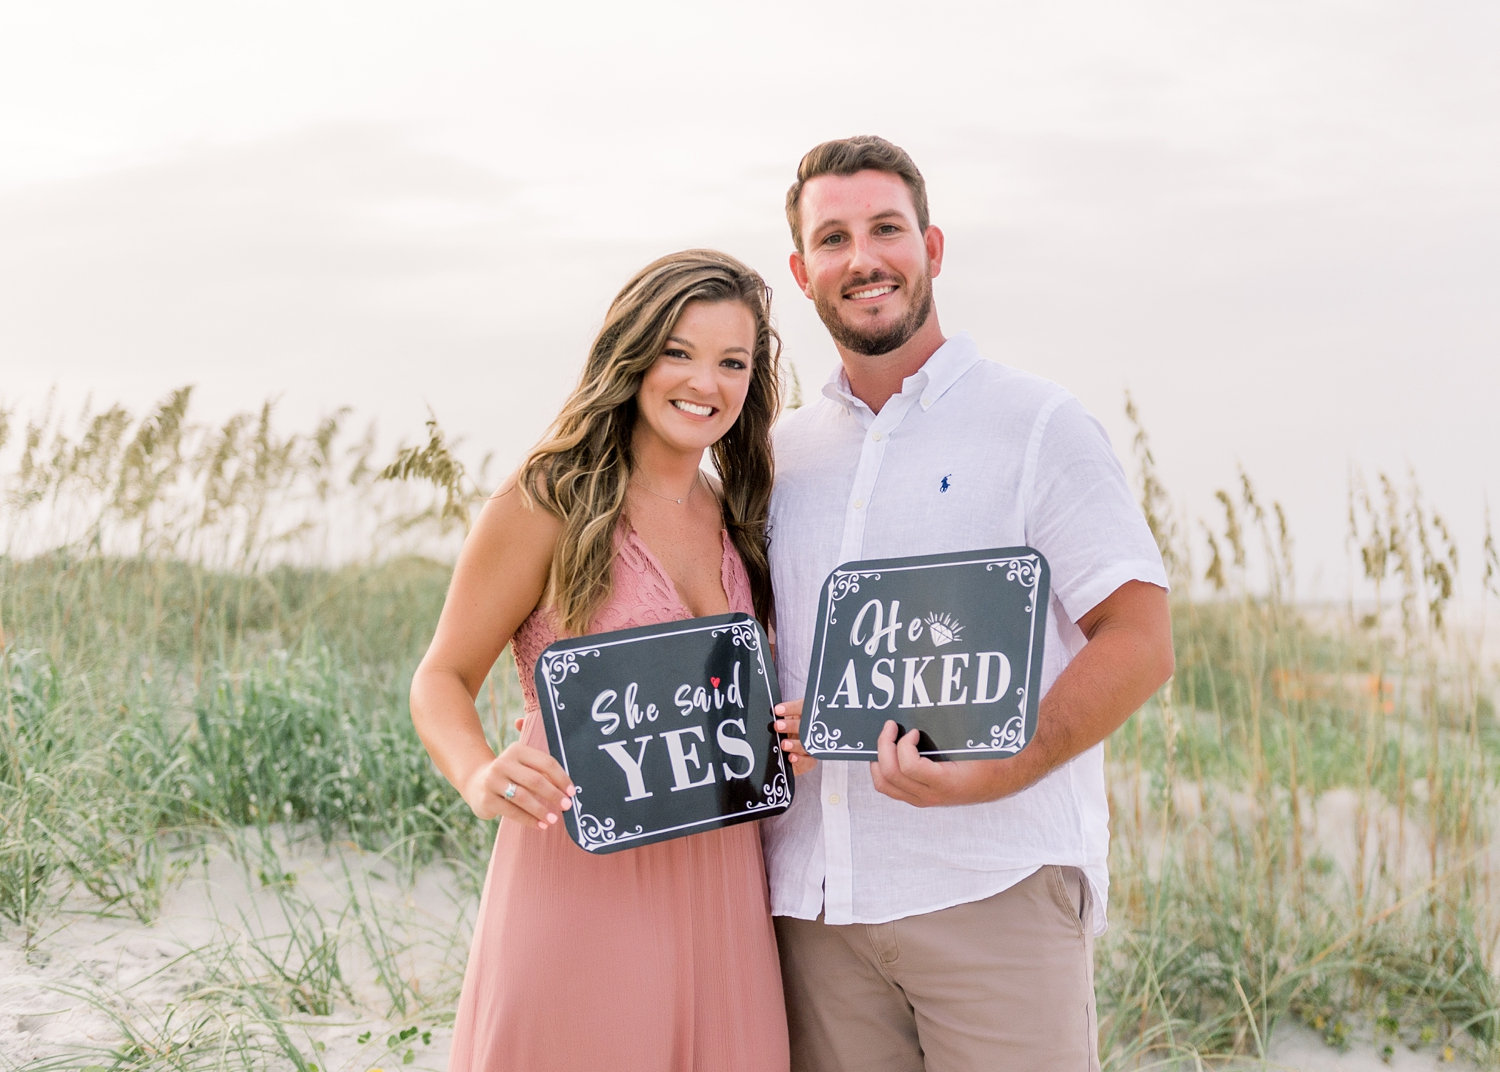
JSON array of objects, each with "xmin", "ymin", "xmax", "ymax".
[{"xmin": 790, "ymin": 169, "xmax": 943, "ymax": 357}]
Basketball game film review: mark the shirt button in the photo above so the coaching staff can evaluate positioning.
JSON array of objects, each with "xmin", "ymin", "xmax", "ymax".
[
  {"xmin": 828, "ymin": 794, "xmax": 841, "ymax": 805},
  {"xmin": 871, "ymin": 431, "xmax": 883, "ymax": 441},
  {"xmin": 853, "ymin": 499, "xmax": 864, "ymax": 510}
]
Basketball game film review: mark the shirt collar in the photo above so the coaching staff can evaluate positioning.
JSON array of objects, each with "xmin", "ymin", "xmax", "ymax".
[{"xmin": 821, "ymin": 332, "xmax": 983, "ymax": 415}]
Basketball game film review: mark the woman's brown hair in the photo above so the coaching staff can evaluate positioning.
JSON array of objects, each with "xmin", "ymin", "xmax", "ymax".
[{"xmin": 517, "ymin": 249, "xmax": 781, "ymax": 635}]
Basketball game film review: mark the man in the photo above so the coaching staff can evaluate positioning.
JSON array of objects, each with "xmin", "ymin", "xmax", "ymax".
[{"xmin": 768, "ymin": 135, "xmax": 1175, "ymax": 1071}]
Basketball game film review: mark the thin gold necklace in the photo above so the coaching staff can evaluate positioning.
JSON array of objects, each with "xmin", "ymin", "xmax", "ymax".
[{"xmin": 632, "ymin": 471, "xmax": 700, "ymax": 505}]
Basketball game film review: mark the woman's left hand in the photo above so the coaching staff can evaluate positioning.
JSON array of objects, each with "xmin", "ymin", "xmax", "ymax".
[{"xmin": 773, "ymin": 699, "xmax": 817, "ymax": 774}]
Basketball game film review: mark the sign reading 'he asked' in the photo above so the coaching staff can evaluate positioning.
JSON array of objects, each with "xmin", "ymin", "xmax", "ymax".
[
  {"xmin": 534, "ymin": 613, "xmax": 792, "ymax": 854},
  {"xmin": 803, "ymin": 547, "xmax": 1049, "ymax": 760}
]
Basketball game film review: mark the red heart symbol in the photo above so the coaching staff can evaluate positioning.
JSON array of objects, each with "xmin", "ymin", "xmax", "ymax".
[{"xmin": 710, "ymin": 676, "xmax": 721, "ymax": 688}]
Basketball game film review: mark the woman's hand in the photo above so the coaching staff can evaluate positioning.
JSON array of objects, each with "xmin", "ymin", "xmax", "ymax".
[
  {"xmin": 773, "ymin": 699, "xmax": 817, "ymax": 774},
  {"xmin": 411, "ymin": 479, "xmax": 572, "ymax": 823},
  {"xmin": 463, "ymin": 742, "xmax": 576, "ymax": 827}
]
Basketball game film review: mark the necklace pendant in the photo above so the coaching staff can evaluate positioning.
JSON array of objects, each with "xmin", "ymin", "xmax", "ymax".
[{"xmin": 632, "ymin": 472, "xmax": 698, "ymax": 505}]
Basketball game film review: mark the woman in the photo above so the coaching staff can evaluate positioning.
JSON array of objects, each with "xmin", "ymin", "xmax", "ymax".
[{"xmin": 410, "ymin": 250, "xmax": 789, "ymax": 1071}]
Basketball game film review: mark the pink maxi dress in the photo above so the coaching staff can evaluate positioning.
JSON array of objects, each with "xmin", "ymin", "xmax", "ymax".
[{"xmin": 446, "ymin": 528, "xmax": 790, "ymax": 1072}]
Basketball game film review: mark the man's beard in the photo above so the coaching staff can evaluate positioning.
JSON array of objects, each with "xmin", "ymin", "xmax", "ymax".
[{"xmin": 813, "ymin": 269, "xmax": 934, "ymax": 357}]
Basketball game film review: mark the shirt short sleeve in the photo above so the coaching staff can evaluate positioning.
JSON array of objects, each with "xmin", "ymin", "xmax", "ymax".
[{"xmin": 1023, "ymin": 396, "xmax": 1169, "ymax": 625}]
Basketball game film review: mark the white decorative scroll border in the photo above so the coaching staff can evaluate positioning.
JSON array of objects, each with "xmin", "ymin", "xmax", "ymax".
[{"xmin": 805, "ymin": 550, "xmax": 1046, "ymax": 758}]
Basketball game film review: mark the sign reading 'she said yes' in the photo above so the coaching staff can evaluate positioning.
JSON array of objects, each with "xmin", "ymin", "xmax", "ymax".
[
  {"xmin": 803, "ymin": 547, "xmax": 1049, "ymax": 760},
  {"xmin": 534, "ymin": 613, "xmax": 792, "ymax": 854}
]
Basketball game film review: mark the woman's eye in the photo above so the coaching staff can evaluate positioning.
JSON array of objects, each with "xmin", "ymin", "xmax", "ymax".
[
  {"xmin": 722, "ymin": 358, "xmax": 748, "ymax": 370},
  {"xmin": 663, "ymin": 348, "xmax": 690, "ymax": 360}
]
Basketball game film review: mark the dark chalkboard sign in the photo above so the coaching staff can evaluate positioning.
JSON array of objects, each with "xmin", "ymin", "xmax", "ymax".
[
  {"xmin": 803, "ymin": 547, "xmax": 1049, "ymax": 760},
  {"xmin": 534, "ymin": 612, "xmax": 792, "ymax": 854}
]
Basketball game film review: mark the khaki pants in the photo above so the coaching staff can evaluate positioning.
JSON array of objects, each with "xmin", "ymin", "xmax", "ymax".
[{"xmin": 774, "ymin": 866, "xmax": 1099, "ymax": 1072}]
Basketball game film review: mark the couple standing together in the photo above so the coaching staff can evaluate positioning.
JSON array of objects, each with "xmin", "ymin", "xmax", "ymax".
[{"xmin": 410, "ymin": 135, "xmax": 1175, "ymax": 1071}]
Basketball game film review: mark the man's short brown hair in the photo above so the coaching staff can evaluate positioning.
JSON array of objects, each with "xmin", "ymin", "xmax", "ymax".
[{"xmin": 785, "ymin": 135, "xmax": 930, "ymax": 253}]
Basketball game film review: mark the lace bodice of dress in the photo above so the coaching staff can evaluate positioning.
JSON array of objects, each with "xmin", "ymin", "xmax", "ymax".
[{"xmin": 511, "ymin": 527, "xmax": 752, "ymax": 714}]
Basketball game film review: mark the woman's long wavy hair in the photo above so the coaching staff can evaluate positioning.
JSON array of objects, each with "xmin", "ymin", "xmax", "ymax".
[{"xmin": 517, "ymin": 249, "xmax": 782, "ymax": 636}]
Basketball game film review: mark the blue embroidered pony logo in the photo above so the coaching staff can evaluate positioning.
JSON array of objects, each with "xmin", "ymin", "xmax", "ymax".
[{"xmin": 940, "ymin": 474, "xmax": 952, "ymax": 493}]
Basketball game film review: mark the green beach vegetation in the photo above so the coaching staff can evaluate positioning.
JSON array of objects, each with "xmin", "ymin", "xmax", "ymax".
[{"xmin": 1, "ymin": 388, "xmax": 1497, "ymax": 1069}]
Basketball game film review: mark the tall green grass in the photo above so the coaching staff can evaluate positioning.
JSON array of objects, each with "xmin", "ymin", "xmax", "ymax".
[
  {"xmin": 2, "ymin": 389, "xmax": 1497, "ymax": 1068},
  {"xmin": 2, "ymin": 391, "xmax": 502, "ymax": 1068},
  {"xmin": 1099, "ymin": 402, "xmax": 1500, "ymax": 1067}
]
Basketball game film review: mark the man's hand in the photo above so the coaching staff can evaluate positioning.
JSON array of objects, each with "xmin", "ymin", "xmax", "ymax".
[
  {"xmin": 870, "ymin": 720, "xmax": 1020, "ymax": 806},
  {"xmin": 869, "ymin": 579, "xmax": 1173, "ymax": 808}
]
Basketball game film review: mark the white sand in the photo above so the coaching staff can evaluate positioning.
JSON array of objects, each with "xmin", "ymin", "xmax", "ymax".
[
  {"xmin": 3, "ymin": 807, "xmax": 1492, "ymax": 1070},
  {"xmin": 1, "ymin": 829, "xmax": 473, "ymax": 1071}
]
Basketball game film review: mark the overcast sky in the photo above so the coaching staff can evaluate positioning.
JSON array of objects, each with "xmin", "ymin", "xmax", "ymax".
[{"xmin": 2, "ymin": 0, "xmax": 1496, "ymax": 604}]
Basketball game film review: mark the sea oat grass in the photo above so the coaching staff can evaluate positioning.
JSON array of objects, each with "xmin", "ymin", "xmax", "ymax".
[
  {"xmin": 1099, "ymin": 407, "xmax": 1499, "ymax": 1067},
  {"xmin": 3, "ymin": 394, "xmax": 1496, "ymax": 1068}
]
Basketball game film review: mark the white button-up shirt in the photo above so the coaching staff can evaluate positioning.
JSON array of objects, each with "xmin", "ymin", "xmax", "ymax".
[{"xmin": 764, "ymin": 333, "xmax": 1167, "ymax": 932}]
